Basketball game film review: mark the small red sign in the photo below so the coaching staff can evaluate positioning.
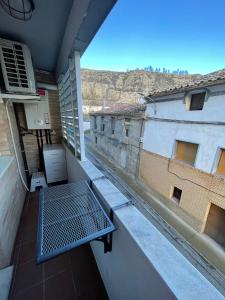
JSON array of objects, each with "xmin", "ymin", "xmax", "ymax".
[{"xmin": 38, "ymin": 89, "xmax": 46, "ymax": 96}]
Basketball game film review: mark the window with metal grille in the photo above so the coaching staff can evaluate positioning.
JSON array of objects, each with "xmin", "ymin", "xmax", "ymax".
[
  {"xmin": 175, "ymin": 140, "xmax": 198, "ymax": 165},
  {"xmin": 217, "ymin": 149, "xmax": 225, "ymax": 175},
  {"xmin": 189, "ymin": 92, "xmax": 205, "ymax": 110}
]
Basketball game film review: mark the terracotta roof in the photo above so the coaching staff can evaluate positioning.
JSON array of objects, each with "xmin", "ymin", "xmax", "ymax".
[
  {"xmin": 148, "ymin": 68, "xmax": 225, "ymax": 98},
  {"xmin": 90, "ymin": 103, "xmax": 146, "ymax": 117}
]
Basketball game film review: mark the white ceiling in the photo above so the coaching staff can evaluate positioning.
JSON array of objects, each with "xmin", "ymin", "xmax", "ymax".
[{"xmin": 0, "ymin": 0, "xmax": 117, "ymax": 75}]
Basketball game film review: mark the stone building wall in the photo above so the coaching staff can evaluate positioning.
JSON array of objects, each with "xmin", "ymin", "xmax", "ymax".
[{"xmin": 90, "ymin": 114, "xmax": 144, "ymax": 178}]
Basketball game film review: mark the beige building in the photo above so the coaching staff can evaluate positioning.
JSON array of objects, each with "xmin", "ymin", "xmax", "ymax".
[{"xmin": 139, "ymin": 69, "xmax": 225, "ymax": 249}]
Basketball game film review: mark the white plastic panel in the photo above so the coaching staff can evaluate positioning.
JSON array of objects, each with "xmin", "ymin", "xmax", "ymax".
[{"xmin": 24, "ymin": 90, "xmax": 51, "ymax": 129}]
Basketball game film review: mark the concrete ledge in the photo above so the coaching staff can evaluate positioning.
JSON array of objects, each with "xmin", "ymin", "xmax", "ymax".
[
  {"xmin": 80, "ymin": 159, "xmax": 103, "ymax": 181},
  {"xmin": 93, "ymin": 178, "xmax": 131, "ymax": 210}
]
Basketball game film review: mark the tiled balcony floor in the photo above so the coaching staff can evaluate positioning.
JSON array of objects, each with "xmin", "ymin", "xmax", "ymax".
[{"xmin": 9, "ymin": 191, "xmax": 109, "ymax": 300}]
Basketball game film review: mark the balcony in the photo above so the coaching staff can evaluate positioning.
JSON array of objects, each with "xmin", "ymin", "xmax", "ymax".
[
  {"xmin": 10, "ymin": 191, "xmax": 108, "ymax": 300},
  {"xmin": 0, "ymin": 1, "xmax": 225, "ymax": 300}
]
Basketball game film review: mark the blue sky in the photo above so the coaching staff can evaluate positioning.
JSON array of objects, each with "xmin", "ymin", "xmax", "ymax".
[{"xmin": 81, "ymin": 0, "xmax": 225, "ymax": 75}]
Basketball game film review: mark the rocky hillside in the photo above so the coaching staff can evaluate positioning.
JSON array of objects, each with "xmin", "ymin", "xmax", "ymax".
[{"xmin": 81, "ymin": 68, "xmax": 199, "ymax": 106}]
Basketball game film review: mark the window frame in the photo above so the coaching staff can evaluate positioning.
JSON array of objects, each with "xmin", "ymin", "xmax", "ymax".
[
  {"xmin": 174, "ymin": 139, "xmax": 199, "ymax": 167},
  {"xmin": 101, "ymin": 116, "xmax": 105, "ymax": 132},
  {"xmin": 124, "ymin": 118, "xmax": 130, "ymax": 137},
  {"xmin": 94, "ymin": 116, "xmax": 97, "ymax": 130},
  {"xmin": 111, "ymin": 117, "xmax": 115, "ymax": 135},
  {"xmin": 171, "ymin": 186, "xmax": 182, "ymax": 204},
  {"xmin": 215, "ymin": 148, "xmax": 225, "ymax": 176},
  {"xmin": 185, "ymin": 89, "xmax": 207, "ymax": 111}
]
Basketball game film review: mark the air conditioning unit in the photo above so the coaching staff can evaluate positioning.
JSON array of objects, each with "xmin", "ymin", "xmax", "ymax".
[{"xmin": 0, "ymin": 38, "xmax": 36, "ymax": 94}]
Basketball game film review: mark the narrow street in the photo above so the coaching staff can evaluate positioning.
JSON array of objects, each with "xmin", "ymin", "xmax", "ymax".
[{"xmin": 84, "ymin": 134, "xmax": 225, "ymax": 296}]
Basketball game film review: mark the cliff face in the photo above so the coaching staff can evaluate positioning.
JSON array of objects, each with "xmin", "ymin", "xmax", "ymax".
[{"xmin": 81, "ymin": 68, "xmax": 199, "ymax": 106}]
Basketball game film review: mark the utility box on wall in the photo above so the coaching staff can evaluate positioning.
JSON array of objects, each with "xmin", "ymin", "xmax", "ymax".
[{"xmin": 24, "ymin": 89, "xmax": 51, "ymax": 129}]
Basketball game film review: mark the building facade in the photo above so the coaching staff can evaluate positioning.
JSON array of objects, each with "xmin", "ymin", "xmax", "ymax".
[
  {"xmin": 139, "ymin": 69, "xmax": 225, "ymax": 248},
  {"xmin": 90, "ymin": 104, "xmax": 146, "ymax": 177}
]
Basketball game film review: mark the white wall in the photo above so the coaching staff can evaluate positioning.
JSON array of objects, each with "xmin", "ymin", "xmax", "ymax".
[
  {"xmin": 143, "ymin": 84, "xmax": 225, "ymax": 173},
  {"xmin": 147, "ymin": 84, "xmax": 225, "ymax": 123},
  {"xmin": 65, "ymin": 147, "xmax": 224, "ymax": 300},
  {"xmin": 0, "ymin": 157, "xmax": 26, "ymax": 268}
]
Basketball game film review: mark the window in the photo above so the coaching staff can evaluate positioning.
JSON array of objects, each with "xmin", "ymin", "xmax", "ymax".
[
  {"xmin": 175, "ymin": 141, "xmax": 198, "ymax": 165},
  {"xmin": 111, "ymin": 117, "xmax": 115, "ymax": 135},
  {"xmin": 94, "ymin": 116, "xmax": 97, "ymax": 130},
  {"xmin": 125, "ymin": 118, "xmax": 130, "ymax": 137},
  {"xmin": 172, "ymin": 187, "xmax": 182, "ymax": 204},
  {"xmin": 95, "ymin": 136, "xmax": 97, "ymax": 144},
  {"xmin": 217, "ymin": 149, "xmax": 225, "ymax": 175},
  {"xmin": 101, "ymin": 117, "xmax": 104, "ymax": 131},
  {"xmin": 189, "ymin": 92, "xmax": 205, "ymax": 111},
  {"xmin": 204, "ymin": 204, "xmax": 225, "ymax": 248}
]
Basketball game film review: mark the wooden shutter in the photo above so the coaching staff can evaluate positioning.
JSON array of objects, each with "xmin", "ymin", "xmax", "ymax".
[
  {"xmin": 217, "ymin": 150, "xmax": 225, "ymax": 174},
  {"xmin": 176, "ymin": 141, "xmax": 198, "ymax": 165}
]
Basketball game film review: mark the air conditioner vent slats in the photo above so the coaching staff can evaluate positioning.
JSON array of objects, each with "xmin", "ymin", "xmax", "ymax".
[{"xmin": 0, "ymin": 38, "xmax": 36, "ymax": 94}]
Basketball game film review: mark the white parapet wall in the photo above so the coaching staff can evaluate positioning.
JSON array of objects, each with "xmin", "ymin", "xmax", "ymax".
[
  {"xmin": 65, "ymin": 146, "xmax": 224, "ymax": 300},
  {"xmin": 0, "ymin": 156, "xmax": 26, "ymax": 268}
]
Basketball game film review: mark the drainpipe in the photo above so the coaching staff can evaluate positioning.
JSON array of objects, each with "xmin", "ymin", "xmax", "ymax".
[{"xmin": 135, "ymin": 117, "xmax": 145, "ymax": 180}]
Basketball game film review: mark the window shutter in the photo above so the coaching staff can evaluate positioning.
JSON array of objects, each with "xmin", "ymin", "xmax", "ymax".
[{"xmin": 58, "ymin": 51, "xmax": 85, "ymax": 160}]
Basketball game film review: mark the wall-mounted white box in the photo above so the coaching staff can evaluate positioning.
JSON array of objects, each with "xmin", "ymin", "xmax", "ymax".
[{"xmin": 24, "ymin": 89, "xmax": 51, "ymax": 129}]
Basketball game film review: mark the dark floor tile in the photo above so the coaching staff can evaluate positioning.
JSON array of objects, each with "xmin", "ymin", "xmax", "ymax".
[
  {"xmin": 18, "ymin": 241, "xmax": 36, "ymax": 265},
  {"xmin": 14, "ymin": 225, "xmax": 24, "ymax": 246},
  {"xmin": 44, "ymin": 253, "xmax": 70, "ymax": 279},
  {"xmin": 11, "ymin": 283, "xmax": 43, "ymax": 300},
  {"xmin": 12, "ymin": 260, "xmax": 43, "ymax": 294},
  {"xmin": 11, "ymin": 245, "xmax": 20, "ymax": 266},
  {"xmin": 79, "ymin": 287, "xmax": 109, "ymax": 300},
  {"xmin": 22, "ymin": 208, "xmax": 38, "ymax": 226},
  {"xmin": 75, "ymin": 261, "xmax": 105, "ymax": 295},
  {"xmin": 70, "ymin": 245, "xmax": 105, "ymax": 294},
  {"xmin": 45, "ymin": 270, "xmax": 78, "ymax": 300},
  {"xmin": 70, "ymin": 245, "xmax": 95, "ymax": 270},
  {"xmin": 21, "ymin": 223, "xmax": 37, "ymax": 244}
]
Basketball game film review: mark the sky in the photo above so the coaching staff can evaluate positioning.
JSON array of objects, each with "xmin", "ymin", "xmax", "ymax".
[{"xmin": 81, "ymin": 0, "xmax": 225, "ymax": 75}]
